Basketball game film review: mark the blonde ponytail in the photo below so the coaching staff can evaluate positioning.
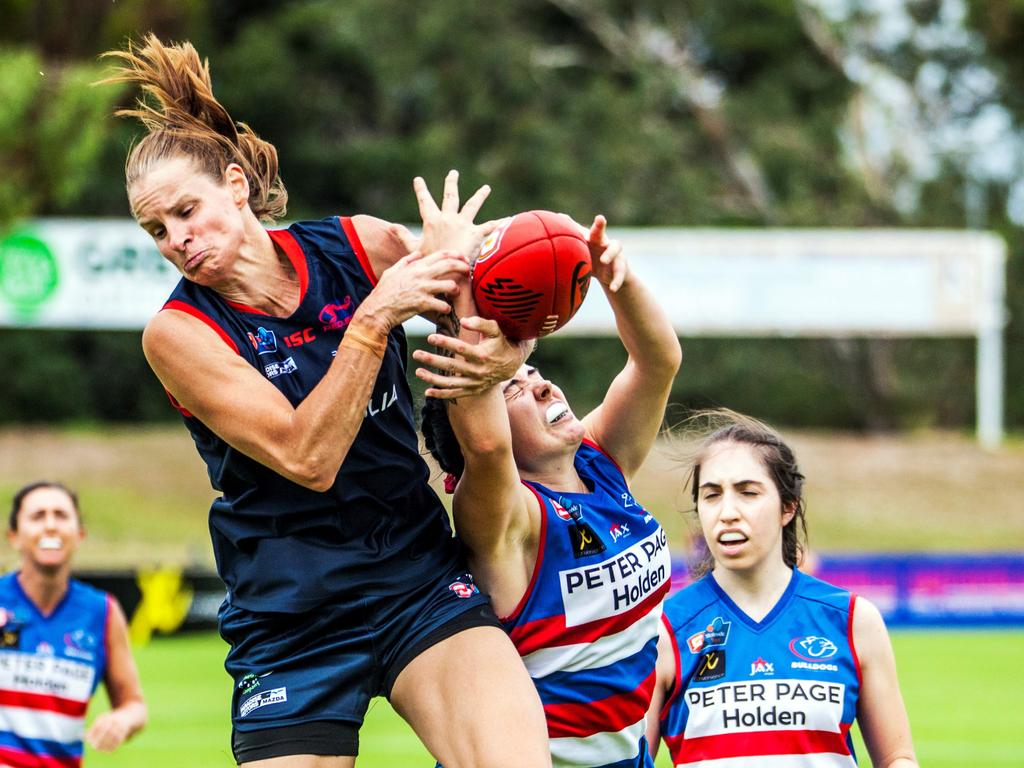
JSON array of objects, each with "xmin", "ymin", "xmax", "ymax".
[{"xmin": 103, "ymin": 34, "xmax": 287, "ymax": 221}]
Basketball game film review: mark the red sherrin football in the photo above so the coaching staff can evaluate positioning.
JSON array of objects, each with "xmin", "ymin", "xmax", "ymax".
[{"xmin": 472, "ymin": 210, "xmax": 592, "ymax": 340}]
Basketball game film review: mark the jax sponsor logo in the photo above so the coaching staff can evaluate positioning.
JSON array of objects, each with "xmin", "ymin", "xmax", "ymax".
[
  {"xmin": 63, "ymin": 630, "xmax": 98, "ymax": 662},
  {"xmin": 749, "ymin": 657, "xmax": 775, "ymax": 676},
  {"xmin": 789, "ymin": 635, "xmax": 839, "ymax": 661},
  {"xmin": 320, "ymin": 297, "xmax": 354, "ymax": 331},
  {"xmin": 247, "ymin": 327, "xmax": 278, "ymax": 355},
  {"xmin": 264, "ymin": 357, "xmax": 298, "ymax": 379},
  {"xmin": 609, "ymin": 522, "xmax": 631, "ymax": 543},
  {"xmin": 239, "ymin": 687, "xmax": 287, "ymax": 718},
  {"xmin": 559, "ymin": 527, "xmax": 670, "ymax": 625},
  {"xmin": 35, "ymin": 641, "xmax": 54, "ymax": 656}
]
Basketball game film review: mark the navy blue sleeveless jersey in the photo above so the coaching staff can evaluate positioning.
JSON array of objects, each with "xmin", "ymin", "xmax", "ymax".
[
  {"xmin": 163, "ymin": 216, "xmax": 462, "ymax": 612},
  {"xmin": 659, "ymin": 569, "xmax": 860, "ymax": 767},
  {"xmin": 0, "ymin": 573, "xmax": 110, "ymax": 768}
]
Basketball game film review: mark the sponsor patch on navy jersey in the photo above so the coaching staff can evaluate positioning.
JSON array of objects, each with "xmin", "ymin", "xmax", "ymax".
[
  {"xmin": 264, "ymin": 357, "xmax": 298, "ymax": 379},
  {"xmin": 247, "ymin": 327, "xmax": 278, "ymax": 355},
  {"xmin": 320, "ymin": 297, "xmax": 354, "ymax": 331},
  {"xmin": 694, "ymin": 649, "xmax": 726, "ymax": 682},
  {"xmin": 240, "ymin": 687, "xmax": 288, "ymax": 718},
  {"xmin": 448, "ymin": 574, "xmax": 480, "ymax": 599}
]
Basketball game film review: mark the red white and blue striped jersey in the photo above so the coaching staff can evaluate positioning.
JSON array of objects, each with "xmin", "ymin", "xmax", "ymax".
[
  {"xmin": 503, "ymin": 440, "xmax": 672, "ymax": 768},
  {"xmin": 659, "ymin": 569, "xmax": 861, "ymax": 768},
  {"xmin": 0, "ymin": 573, "xmax": 110, "ymax": 768}
]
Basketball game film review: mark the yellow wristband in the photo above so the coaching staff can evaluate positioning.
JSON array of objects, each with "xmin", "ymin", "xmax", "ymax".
[{"xmin": 340, "ymin": 328, "xmax": 387, "ymax": 359}]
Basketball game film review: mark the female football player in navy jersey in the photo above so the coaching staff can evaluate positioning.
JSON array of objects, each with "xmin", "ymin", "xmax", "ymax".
[
  {"xmin": 645, "ymin": 411, "xmax": 917, "ymax": 768},
  {"xmin": 1, "ymin": 482, "xmax": 146, "ymax": 765},
  {"xmin": 104, "ymin": 35, "xmax": 548, "ymax": 768},
  {"xmin": 417, "ymin": 219, "xmax": 682, "ymax": 767}
]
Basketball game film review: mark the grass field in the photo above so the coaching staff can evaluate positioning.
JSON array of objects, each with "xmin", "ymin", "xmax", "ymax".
[
  {"xmin": 3, "ymin": 427, "xmax": 1023, "ymax": 765},
  {"xmin": 83, "ymin": 629, "xmax": 1024, "ymax": 767}
]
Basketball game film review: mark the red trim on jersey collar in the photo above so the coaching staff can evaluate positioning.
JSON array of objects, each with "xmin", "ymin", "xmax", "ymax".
[
  {"xmin": 581, "ymin": 437, "xmax": 624, "ymax": 476},
  {"xmin": 223, "ymin": 228, "xmax": 310, "ymax": 315},
  {"xmin": 162, "ymin": 300, "xmax": 240, "ymax": 354},
  {"xmin": 497, "ymin": 482, "xmax": 549, "ymax": 625},
  {"xmin": 338, "ymin": 216, "xmax": 378, "ymax": 286},
  {"xmin": 160, "ymin": 300, "xmax": 242, "ymax": 417}
]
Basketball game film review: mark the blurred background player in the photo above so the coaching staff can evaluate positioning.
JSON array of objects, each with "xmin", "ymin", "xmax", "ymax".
[
  {"xmin": 646, "ymin": 411, "xmax": 917, "ymax": 768},
  {"xmin": 104, "ymin": 35, "xmax": 549, "ymax": 768},
  {"xmin": 1, "ymin": 481, "xmax": 146, "ymax": 766},
  {"xmin": 418, "ymin": 215, "xmax": 682, "ymax": 767}
]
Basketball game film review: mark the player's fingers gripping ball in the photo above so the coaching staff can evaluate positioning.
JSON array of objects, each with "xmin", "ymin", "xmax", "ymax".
[{"xmin": 472, "ymin": 210, "xmax": 592, "ymax": 341}]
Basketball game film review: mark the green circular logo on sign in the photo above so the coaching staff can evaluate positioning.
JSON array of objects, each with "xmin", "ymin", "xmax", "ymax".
[{"xmin": 0, "ymin": 231, "xmax": 59, "ymax": 319}]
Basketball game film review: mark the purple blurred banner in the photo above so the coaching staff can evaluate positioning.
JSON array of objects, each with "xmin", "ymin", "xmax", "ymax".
[{"xmin": 670, "ymin": 553, "xmax": 1024, "ymax": 627}]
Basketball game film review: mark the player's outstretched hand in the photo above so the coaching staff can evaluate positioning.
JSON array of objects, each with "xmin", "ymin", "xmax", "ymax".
[
  {"xmin": 413, "ymin": 316, "xmax": 533, "ymax": 399},
  {"xmin": 586, "ymin": 215, "xmax": 628, "ymax": 293},
  {"xmin": 413, "ymin": 170, "xmax": 497, "ymax": 264},
  {"xmin": 86, "ymin": 710, "xmax": 133, "ymax": 752}
]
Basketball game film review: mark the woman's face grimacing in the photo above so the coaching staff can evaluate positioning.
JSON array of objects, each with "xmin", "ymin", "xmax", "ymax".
[
  {"xmin": 501, "ymin": 364, "xmax": 585, "ymax": 470},
  {"xmin": 130, "ymin": 157, "xmax": 250, "ymax": 286},
  {"xmin": 695, "ymin": 441, "xmax": 795, "ymax": 574}
]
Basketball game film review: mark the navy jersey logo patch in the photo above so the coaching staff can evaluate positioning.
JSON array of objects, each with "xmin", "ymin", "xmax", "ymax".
[
  {"xmin": 247, "ymin": 327, "xmax": 278, "ymax": 355},
  {"xmin": 320, "ymin": 297, "xmax": 354, "ymax": 331}
]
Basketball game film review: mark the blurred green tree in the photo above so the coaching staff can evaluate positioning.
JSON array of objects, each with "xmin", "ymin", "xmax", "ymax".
[{"xmin": 0, "ymin": 0, "xmax": 1019, "ymax": 431}]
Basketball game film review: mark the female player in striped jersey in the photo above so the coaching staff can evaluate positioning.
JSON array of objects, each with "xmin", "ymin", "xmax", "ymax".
[
  {"xmin": 418, "ymin": 218, "xmax": 682, "ymax": 768},
  {"xmin": 0, "ymin": 482, "xmax": 146, "ymax": 767},
  {"xmin": 646, "ymin": 412, "xmax": 917, "ymax": 768}
]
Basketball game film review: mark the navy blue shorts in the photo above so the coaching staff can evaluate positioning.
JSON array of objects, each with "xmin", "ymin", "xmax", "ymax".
[{"xmin": 220, "ymin": 568, "xmax": 499, "ymax": 762}]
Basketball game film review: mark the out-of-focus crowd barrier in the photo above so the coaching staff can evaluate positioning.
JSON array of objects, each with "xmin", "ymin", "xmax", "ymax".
[
  {"xmin": 76, "ymin": 568, "xmax": 226, "ymax": 643},
  {"xmin": 78, "ymin": 552, "xmax": 1024, "ymax": 642},
  {"xmin": 671, "ymin": 553, "xmax": 1024, "ymax": 627}
]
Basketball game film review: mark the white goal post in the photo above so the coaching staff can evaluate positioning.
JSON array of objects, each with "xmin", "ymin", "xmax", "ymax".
[{"xmin": 0, "ymin": 221, "xmax": 1007, "ymax": 446}]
